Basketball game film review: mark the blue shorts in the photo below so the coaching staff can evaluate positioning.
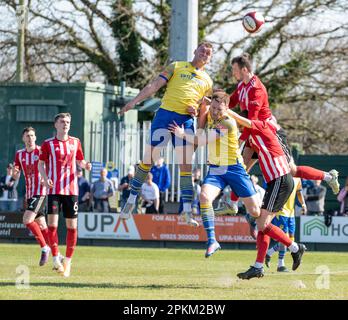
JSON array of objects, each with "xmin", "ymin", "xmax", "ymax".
[
  {"xmin": 150, "ymin": 108, "xmax": 194, "ymax": 147},
  {"xmin": 272, "ymin": 215, "xmax": 296, "ymax": 236},
  {"xmin": 203, "ymin": 163, "xmax": 256, "ymax": 198}
]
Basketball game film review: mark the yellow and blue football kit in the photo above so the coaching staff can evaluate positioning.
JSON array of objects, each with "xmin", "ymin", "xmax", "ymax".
[
  {"xmin": 151, "ymin": 61, "xmax": 213, "ymax": 147},
  {"xmin": 202, "ymin": 113, "xmax": 256, "ymax": 198}
]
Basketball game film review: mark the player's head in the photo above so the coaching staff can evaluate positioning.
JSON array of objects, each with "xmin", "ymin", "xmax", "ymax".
[
  {"xmin": 54, "ymin": 113, "xmax": 71, "ymax": 135},
  {"xmin": 77, "ymin": 166, "xmax": 83, "ymax": 177},
  {"xmin": 231, "ymin": 53, "xmax": 253, "ymax": 81},
  {"xmin": 193, "ymin": 42, "xmax": 213, "ymax": 65},
  {"xmin": 22, "ymin": 127, "xmax": 36, "ymax": 148},
  {"xmin": 155, "ymin": 157, "xmax": 164, "ymax": 167},
  {"xmin": 146, "ymin": 172, "xmax": 153, "ymax": 184},
  {"xmin": 210, "ymin": 91, "xmax": 230, "ymax": 120},
  {"xmin": 100, "ymin": 168, "xmax": 108, "ymax": 180},
  {"xmin": 7, "ymin": 163, "xmax": 13, "ymax": 175}
]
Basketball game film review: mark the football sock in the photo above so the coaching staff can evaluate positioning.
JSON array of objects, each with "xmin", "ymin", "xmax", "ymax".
[
  {"xmin": 40, "ymin": 227, "xmax": 50, "ymax": 247},
  {"xmin": 201, "ymin": 202, "xmax": 216, "ymax": 243},
  {"xmin": 66, "ymin": 228, "xmax": 77, "ymax": 259},
  {"xmin": 180, "ymin": 171, "xmax": 193, "ymax": 210},
  {"xmin": 26, "ymin": 222, "xmax": 46, "ymax": 248},
  {"xmin": 48, "ymin": 226, "xmax": 59, "ymax": 257},
  {"xmin": 278, "ymin": 259, "xmax": 285, "ymax": 267},
  {"xmin": 323, "ymin": 172, "xmax": 333, "ymax": 182},
  {"xmin": 263, "ymin": 224, "xmax": 292, "ymax": 247},
  {"xmin": 288, "ymin": 242, "xmax": 299, "ymax": 253},
  {"xmin": 255, "ymin": 231, "xmax": 270, "ymax": 265},
  {"xmin": 294, "ymin": 166, "xmax": 324, "ymax": 180},
  {"xmin": 230, "ymin": 191, "xmax": 239, "ymax": 202},
  {"xmin": 267, "ymin": 243, "xmax": 279, "ymax": 257},
  {"xmin": 129, "ymin": 162, "xmax": 151, "ymax": 200},
  {"xmin": 278, "ymin": 243, "xmax": 286, "ymax": 261}
]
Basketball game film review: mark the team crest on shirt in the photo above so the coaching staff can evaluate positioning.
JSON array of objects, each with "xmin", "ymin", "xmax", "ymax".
[
  {"xmin": 69, "ymin": 144, "xmax": 75, "ymax": 150},
  {"xmin": 33, "ymin": 155, "xmax": 39, "ymax": 161}
]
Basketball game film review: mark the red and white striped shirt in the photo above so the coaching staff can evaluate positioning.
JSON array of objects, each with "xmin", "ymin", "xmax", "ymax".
[
  {"xmin": 229, "ymin": 75, "xmax": 280, "ymax": 142},
  {"xmin": 14, "ymin": 146, "xmax": 46, "ymax": 199},
  {"xmin": 248, "ymin": 120, "xmax": 290, "ymax": 183},
  {"xmin": 39, "ymin": 136, "xmax": 84, "ymax": 196}
]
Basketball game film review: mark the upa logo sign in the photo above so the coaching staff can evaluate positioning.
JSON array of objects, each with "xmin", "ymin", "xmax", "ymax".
[
  {"xmin": 300, "ymin": 216, "xmax": 348, "ymax": 243},
  {"xmin": 78, "ymin": 213, "xmax": 141, "ymax": 240}
]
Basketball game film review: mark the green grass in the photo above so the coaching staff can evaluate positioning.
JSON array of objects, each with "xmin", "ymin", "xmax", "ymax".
[{"xmin": 0, "ymin": 243, "xmax": 347, "ymax": 300}]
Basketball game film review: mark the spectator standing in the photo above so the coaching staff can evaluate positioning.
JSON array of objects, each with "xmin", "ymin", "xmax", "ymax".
[
  {"xmin": 305, "ymin": 180, "xmax": 327, "ymax": 216},
  {"xmin": 119, "ymin": 166, "xmax": 135, "ymax": 209},
  {"xmin": 0, "ymin": 163, "xmax": 19, "ymax": 212},
  {"xmin": 150, "ymin": 157, "xmax": 171, "ymax": 214},
  {"xmin": 91, "ymin": 168, "xmax": 114, "ymax": 212},
  {"xmin": 141, "ymin": 173, "xmax": 160, "ymax": 214},
  {"xmin": 337, "ymin": 177, "xmax": 348, "ymax": 216},
  {"xmin": 77, "ymin": 167, "xmax": 91, "ymax": 212}
]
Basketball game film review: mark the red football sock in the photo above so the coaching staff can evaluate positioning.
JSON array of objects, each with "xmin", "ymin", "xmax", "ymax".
[
  {"xmin": 230, "ymin": 191, "xmax": 239, "ymax": 202},
  {"xmin": 263, "ymin": 224, "xmax": 292, "ymax": 247},
  {"xmin": 40, "ymin": 227, "xmax": 50, "ymax": 247},
  {"xmin": 66, "ymin": 228, "xmax": 78, "ymax": 259},
  {"xmin": 256, "ymin": 231, "xmax": 270, "ymax": 264},
  {"xmin": 48, "ymin": 226, "xmax": 59, "ymax": 256},
  {"xmin": 294, "ymin": 166, "xmax": 324, "ymax": 180},
  {"xmin": 26, "ymin": 222, "xmax": 46, "ymax": 248}
]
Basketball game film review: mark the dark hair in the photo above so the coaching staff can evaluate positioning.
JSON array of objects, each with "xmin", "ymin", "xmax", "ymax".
[
  {"xmin": 7, "ymin": 163, "xmax": 13, "ymax": 169},
  {"xmin": 22, "ymin": 126, "xmax": 36, "ymax": 136},
  {"xmin": 212, "ymin": 90, "xmax": 230, "ymax": 106},
  {"xmin": 54, "ymin": 113, "xmax": 71, "ymax": 123},
  {"xmin": 231, "ymin": 53, "xmax": 253, "ymax": 72}
]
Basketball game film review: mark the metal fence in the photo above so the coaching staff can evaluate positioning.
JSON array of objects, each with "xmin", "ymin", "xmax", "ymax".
[{"xmin": 89, "ymin": 120, "xmax": 209, "ymax": 202}]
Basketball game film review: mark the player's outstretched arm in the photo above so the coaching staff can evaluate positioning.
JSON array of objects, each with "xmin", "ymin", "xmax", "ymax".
[
  {"xmin": 227, "ymin": 110, "xmax": 252, "ymax": 128},
  {"xmin": 168, "ymin": 122, "xmax": 208, "ymax": 146},
  {"xmin": 119, "ymin": 77, "xmax": 167, "ymax": 116}
]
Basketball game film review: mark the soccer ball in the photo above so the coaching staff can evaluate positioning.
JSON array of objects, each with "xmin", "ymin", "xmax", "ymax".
[{"xmin": 242, "ymin": 11, "xmax": 265, "ymax": 33}]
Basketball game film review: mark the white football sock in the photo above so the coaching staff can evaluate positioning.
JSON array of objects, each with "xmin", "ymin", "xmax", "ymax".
[
  {"xmin": 254, "ymin": 262, "xmax": 263, "ymax": 269},
  {"xmin": 267, "ymin": 247, "xmax": 276, "ymax": 257},
  {"xmin": 323, "ymin": 172, "xmax": 332, "ymax": 182},
  {"xmin": 288, "ymin": 242, "xmax": 299, "ymax": 253},
  {"xmin": 278, "ymin": 259, "xmax": 285, "ymax": 267}
]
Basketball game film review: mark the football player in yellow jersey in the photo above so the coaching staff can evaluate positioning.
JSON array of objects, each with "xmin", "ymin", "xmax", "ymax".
[
  {"xmin": 118, "ymin": 42, "xmax": 213, "ymax": 226},
  {"xmin": 169, "ymin": 91, "xmax": 261, "ymax": 258},
  {"xmin": 265, "ymin": 177, "xmax": 307, "ymax": 272}
]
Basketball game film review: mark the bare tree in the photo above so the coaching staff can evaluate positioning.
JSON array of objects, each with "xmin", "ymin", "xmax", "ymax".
[{"xmin": 0, "ymin": 0, "xmax": 347, "ymax": 153}]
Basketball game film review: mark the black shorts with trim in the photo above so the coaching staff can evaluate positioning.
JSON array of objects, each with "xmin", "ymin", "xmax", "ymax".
[
  {"xmin": 27, "ymin": 196, "xmax": 46, "ymax": 218},
  {"xmin": 261, "ymin": 173, "xmax": 294, "ymax": 213},
  {"xmin": 47, "ymin": 195, "xmax": 79, "ymax": 219}
]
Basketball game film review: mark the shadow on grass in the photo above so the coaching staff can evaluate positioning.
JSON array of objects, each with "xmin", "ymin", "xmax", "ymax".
[{"xmin": 0, "ymin": 281, "xmax": 208, "ymax": 290}]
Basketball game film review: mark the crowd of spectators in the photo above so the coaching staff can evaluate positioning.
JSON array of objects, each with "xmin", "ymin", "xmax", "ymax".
[{"xmin": 1, "ymin": 160, "xmax": 348, "ymax": 217}]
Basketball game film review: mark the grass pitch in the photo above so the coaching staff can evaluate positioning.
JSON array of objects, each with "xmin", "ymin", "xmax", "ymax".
[{"xmin": 0, "ymin": 243, "xmax": 347, "ymax": 300}]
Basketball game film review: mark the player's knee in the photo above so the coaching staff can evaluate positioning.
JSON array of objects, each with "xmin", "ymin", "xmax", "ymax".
[
  {"xmin": 257, "ymin": 221, "xmax": 270, "ymax": 232},
  {"xmin": 248, "ymin": 206, "xmax": 260, "ymax": 218},
  {"xmin": 199, "ymin": 191, "xmax": 212, "ymax": 205},
  {"xmin": 23, "ymin": 211, "xmax": 35, "ymax": 225}
]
